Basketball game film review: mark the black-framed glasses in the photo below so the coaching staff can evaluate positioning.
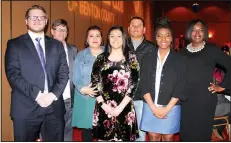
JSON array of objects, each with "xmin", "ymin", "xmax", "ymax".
[{"xmin": 27, "ymin": 16, "xmax": 47, "ymax": 21}]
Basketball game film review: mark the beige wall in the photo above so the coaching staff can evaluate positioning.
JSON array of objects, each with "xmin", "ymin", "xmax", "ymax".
[{"xmin": 1, "ymin": 1, "xmax": 154, "ymax": 141}]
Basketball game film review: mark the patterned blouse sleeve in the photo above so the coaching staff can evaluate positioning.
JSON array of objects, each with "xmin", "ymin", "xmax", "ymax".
[
  {"xmin": 125, "ymin": 52, "xmax": 140, "ymax": 98},
  {"xmin": 91, "ymin": 54, "xmax": 104, "ymax": 97}
]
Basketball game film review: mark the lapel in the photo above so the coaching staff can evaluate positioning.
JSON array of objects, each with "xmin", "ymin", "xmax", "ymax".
[
  {"xmin": 44, "ymin": 35, "xmax": 52, "ymax": 67},
  {"xmin": 24, "ymin": 33, "xmax": 43, "ymax": 72},
  {"xmin": 163, "ymin": 49, "xmax": 174, "ymax": 69},
  {"xmin": 67, "ymin": 44, "xmax": 74, "ymax": 79}
]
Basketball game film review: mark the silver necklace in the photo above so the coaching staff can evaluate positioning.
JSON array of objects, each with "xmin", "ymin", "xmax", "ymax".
[{"xmin": 186, "ymin": 41, "xmax": 205, "ymax": 53}]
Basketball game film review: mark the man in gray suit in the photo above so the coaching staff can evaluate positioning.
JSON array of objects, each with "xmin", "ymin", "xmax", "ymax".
[{"xmin": 51, "ymin": 19, "xmax": 77, "ymax": 141}]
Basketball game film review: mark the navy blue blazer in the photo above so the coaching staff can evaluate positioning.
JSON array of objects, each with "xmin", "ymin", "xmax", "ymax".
[
  {"xmin": 139, "ymin": 48, "xmax": 187, "ymax": 105},
  {"xmin": 5, "ymin": 33, "xmax": 69, "ymax": 119}
]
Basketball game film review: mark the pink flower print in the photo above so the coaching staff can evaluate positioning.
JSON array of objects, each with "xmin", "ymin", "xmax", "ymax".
[
  {"xmin": 107, "ymin": 100, "xmax": 118, "ymax": 108},
  {"xmin": 111, "ymin": 116, "xmax": 116, "ymax": 123},
  {"xmin": 103, "ymin": 120, "xmax": 111, "ymax": 128},
  {"xmin": 93, "ymin": 111, "xmax": 99, "ymax": 126},
  {"xmin": 108, "ymin": 70, "xmax": 130, "ymax": 93},
  {"xmin": 213, "ymin": 68, "xmax": 223, "ymax": 84},
  {"xmin": 130, "ymin": 134, "xmax": 136, "ymax": 141},
  {"xmin": 105, "ymin": 100, "xmax": 118, "ymax": 118},
  {"xmin": 125, "ymin": 111, "xmax": 135, "ymax": 126},
  {"xmin": 108, "ymin": 74, "xmax": 113, "ymax": 80}
]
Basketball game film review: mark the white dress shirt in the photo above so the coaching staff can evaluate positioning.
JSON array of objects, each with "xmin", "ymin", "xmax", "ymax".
[
  {"xmin": 63, "ymin": 43, "xmax": 71, "ymax": 100},
  {"xmin": 28, "ymin": 30, "xmax": 48, "ymax": 93},
  {"xmin": 154, "ymin": 49, "xmax": 170, "ymax": 107}
]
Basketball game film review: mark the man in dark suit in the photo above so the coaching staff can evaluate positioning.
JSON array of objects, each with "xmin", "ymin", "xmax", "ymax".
[
  {"xmin": 51, "ymin": 19, "xmax": 77, "ymax": 141},
  {"xmin": 5, "ymin": 5, "xmax": 69, "ymax": 141}
]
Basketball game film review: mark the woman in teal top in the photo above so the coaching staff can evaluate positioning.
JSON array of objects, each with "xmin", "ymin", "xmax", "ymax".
[{"xmin": 72, "ymin": 25, "xmax": 104, "ymax": 141}]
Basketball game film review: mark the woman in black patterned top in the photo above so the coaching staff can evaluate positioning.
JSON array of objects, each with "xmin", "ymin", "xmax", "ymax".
[{"xmin": 91, "ymin": 26, "xmax": 139, "ymax": 141}]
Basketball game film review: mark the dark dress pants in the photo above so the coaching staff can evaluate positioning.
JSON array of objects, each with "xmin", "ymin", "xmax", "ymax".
[{"xmin": 12, "ymin": 112, "xmax": 64, "ymax": 141}]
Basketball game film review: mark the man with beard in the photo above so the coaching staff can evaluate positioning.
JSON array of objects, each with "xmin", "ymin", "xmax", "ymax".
[{"xmin": 5, "ymin": 5, "xmax": 69, "ymax": 141}]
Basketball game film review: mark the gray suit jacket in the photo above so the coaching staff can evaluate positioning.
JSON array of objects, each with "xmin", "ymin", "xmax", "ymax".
[{"xmin": 67, "ymin": 43, "xmax": 78, "ymax": 107}]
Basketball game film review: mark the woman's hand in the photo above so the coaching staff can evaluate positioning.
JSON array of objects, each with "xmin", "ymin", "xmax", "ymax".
[
  {"xmin": 150, "ymin": 104, "xmax": 168, "ymax": 119},
  {"xmin": 155, "ymin": 106, "xmax": 169, "ymax": 119},
  {"xmin": 208, "ymin": 82, "xmax": 225, "ymax": 93},
  {"xmin": 80, "ymin": 83, "xmax": 97, "ymax": 97}
]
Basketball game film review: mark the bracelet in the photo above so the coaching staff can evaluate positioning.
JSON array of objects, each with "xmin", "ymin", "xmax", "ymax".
[{"xmin": 98, "ymin": 101, "xmax": 105, "ymax": 107}]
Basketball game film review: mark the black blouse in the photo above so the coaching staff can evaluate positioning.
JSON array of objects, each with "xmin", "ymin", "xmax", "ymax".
[{"xmin": 139, "ymin": 48, "xmax": 187, "ymax": 105}]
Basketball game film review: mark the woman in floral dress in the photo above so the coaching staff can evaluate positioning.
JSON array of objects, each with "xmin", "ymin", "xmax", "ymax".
[{"xmin": 91, "ymin": 25, "xmax": 140, "ymax": 141}]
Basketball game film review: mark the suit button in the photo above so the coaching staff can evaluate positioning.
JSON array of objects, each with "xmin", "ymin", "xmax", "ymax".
[
  {"xmin": 161, "ymin": 74, "xmax": 164, "ymax": 77},
  {"xmin": 42, "ymin": 76, "xmax": 45, "ymax": 78},
  {"xmin": 161, "ymin": 82, "xmax": 163, "ymax": 85}
]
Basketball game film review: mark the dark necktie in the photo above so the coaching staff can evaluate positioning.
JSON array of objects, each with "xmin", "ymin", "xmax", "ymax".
[{"xmin": 35, "ymin": 37, "xmax": 48, "ymax": 92}]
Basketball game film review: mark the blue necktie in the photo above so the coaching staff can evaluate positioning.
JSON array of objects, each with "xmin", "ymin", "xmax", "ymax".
[{"xmin": 35, "ymin": 37, "xmax": 48, "ymax": 92}]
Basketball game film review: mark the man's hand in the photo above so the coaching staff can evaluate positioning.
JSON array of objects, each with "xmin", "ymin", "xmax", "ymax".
[{"xmin": 36, "ymin": 93, "xmax": 56, "ymax": 107}]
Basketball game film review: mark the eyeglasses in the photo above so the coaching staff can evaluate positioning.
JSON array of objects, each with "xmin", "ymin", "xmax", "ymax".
[
  {"xmin": 54, "ymin": 29, "xmax": 68, "ymax": 33},
  {"xmin": 27, "ymin": 16, "xmax": 47, "ymax": 21}
]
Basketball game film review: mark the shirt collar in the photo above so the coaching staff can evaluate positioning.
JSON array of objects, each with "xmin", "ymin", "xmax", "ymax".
[
  {"xmin": 28, "ymin": 30, "xmax": 45, "ymax": 41},
  {"xmin": 131, "ymin": 36, "xmax": 144, "ymax": 45},
  {"xmin": 157, "ymin": 49, "xmax": 170, "ymax": 64},
  {"xmin": 64, "ymin": 42, "xmax": 68, "ymax": 51}
]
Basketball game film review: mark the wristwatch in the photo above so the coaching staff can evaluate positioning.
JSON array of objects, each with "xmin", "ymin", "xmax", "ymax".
[{"xmin": 98, "ymin": 101, "xmax": 105, "ymax": 107}]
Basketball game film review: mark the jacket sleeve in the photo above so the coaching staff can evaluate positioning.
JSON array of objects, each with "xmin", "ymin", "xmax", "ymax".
[
  {"xmin": 5, "ymin": 40, "xmax": 41, "ymax": 101},
  {"xmin": 50, "ymin": 42, "xmax": 69, "ymax": 98},
  {"xmin": 72, "ymin": 52, "xmax": 85, "ymax": 92},
  {"xmin": 139, "ymin": 52, "xmax": 153, "ymax": 99},
  {"xmin": 172, "ymin": 56, "xmax": 187, "ymax": 101}
]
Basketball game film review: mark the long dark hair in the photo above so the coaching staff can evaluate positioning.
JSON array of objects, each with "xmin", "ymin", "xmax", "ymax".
[
  {"xmin": 84, "ymin": 25, "xmax": 104, "ymax": 48},
  {"xmin": 154, "ymin": 17, "xmax": 174, "ymax": 49},
  {"xmin": 104, "ymin": 25, "xmax": 129, "ymax": 60}
]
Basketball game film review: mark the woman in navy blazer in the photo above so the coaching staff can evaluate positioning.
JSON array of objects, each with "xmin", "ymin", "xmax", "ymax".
[{"xmin": 139, "ymin": 17, "xmax": 187, "ymax": 141}]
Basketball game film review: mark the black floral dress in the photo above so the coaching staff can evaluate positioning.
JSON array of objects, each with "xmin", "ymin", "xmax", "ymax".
[{"xmin": 91, "ymin": 52, "xmax": 140, "ymax": 141}]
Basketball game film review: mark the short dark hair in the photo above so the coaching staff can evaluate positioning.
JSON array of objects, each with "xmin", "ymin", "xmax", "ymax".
[
  {"xmin": 154, "ymin": 17, "xmax": 174, "ymax": 48},
  {"xmin": 52, "ymin": 19, "xmax": 69, "ymax": 32},
  {"xmin": 105, "ymin": 25, "xmax": 129, "ymax": 60},
  {"xmin": 185, "ymin": 19, "xmax": 209, "ymax": 42},
  {"xmin": 25, "ymin": 5, "xmax": 47, "ymax": 19},
  {"xmin": 129, "ymin": 16, "xmax": 145, "ymax": 27},
  {"xmin": 84, "ymin": 25, "xmax": 104, "ymax": 48}
]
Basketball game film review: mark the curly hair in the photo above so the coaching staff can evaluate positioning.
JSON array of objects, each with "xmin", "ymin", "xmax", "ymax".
[{"xmin": 154, "ymin": 17, "xmax": 173, "ymax": 48}]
